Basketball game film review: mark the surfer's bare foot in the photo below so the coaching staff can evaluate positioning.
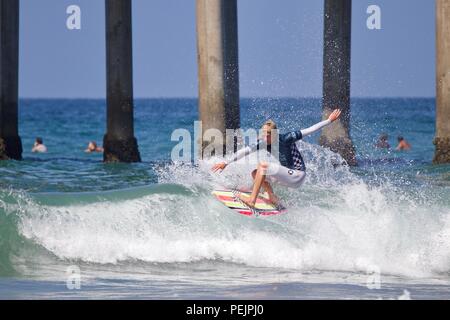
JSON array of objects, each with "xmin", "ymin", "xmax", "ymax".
[{"xmin": 237, "ymin": 194, "xmax": 256, "ymax": 208}]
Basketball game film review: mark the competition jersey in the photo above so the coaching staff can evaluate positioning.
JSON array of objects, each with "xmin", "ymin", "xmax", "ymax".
[
  {"xmin": 225, "ymin": 119, "xmax": 332, "ymax": 173},
  {"xmin": 228, "ymin": 130, "xmax": 306, "ymax": 171}
]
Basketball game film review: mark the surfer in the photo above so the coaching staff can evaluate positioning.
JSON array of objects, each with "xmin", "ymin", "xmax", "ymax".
[{"xmin": 212, "ymin": 109, "xmax": 342, "ymax": 208}]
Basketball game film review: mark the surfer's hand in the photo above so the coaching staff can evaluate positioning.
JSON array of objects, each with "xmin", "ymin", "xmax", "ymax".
[
  {"xmin": 212, "ymin": 162, "xmax": 227, "ymax": 173},
  {"xmin": 328, "ymin": 109, "xmax": 342, "ymax": 122}
]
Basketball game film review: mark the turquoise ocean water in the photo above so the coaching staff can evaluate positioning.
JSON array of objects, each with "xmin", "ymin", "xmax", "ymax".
[{"xmin": 1, "ymin": 98, "xmax": 450, "ymax": 299}]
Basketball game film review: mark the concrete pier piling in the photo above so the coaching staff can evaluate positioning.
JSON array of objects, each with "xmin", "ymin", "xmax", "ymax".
[
  {"xmin": 434, "ymin": 0, "xmax": 450, "ymax": 164},
  {"xmin": 319, "ymin": 0, "xmax": 356, "ymax": 166},
  {"xmin": 196, "ymin": 0, "xmax": 240, "ymax": 158},
  {"xmin": 0, "ymin": 0, "xmax": 22, "ymax": 160},
  {"xmin": 103, "ymin": 0, "xmax": 141, "ymax": 163}
]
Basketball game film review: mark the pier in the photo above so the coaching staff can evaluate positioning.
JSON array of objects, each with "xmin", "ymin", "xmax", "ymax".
[
  {"xmin": 0, "ymin": 0, "xmax": 447, "ymax": 164},
  {"xmin": 0, "ymin": 0, "xmax": 21, "ymax": 160},
  {"xmin": 196, "ymin": 0, "xmax": 240, "ymax": 157},
  {"xmin": 104, "ymin": 0, "xmax": 141, "ymax": 162},
  {"xmin": 319, "ymin": 0, "xmax": 356, "ymax": 166},
  {"xmin": 435, "ymin": 0, "xmax": 450, "ymax": 164}
]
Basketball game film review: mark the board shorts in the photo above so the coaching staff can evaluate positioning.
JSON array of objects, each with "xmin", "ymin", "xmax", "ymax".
[{"xmin": 264, "ymin": 163, "xmax": 306, "ymax": 188}]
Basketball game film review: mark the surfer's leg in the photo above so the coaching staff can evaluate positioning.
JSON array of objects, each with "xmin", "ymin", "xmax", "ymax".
[
  {"xmin": 252, "ymin": 169, "xmax": 275, "ymax": 200},
  {"xmin": 266, "ymin": 164, "xmax": 306, "ymax": 189},
  {"xmin": 239, "ymin": 162, "xmax": 268, "ymax": 207},
  {"xmin": 262, "ymin": 181, "xmax": 279, "ymax": 204}
]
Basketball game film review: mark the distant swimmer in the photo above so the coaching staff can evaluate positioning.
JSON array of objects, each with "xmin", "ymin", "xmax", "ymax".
[
  {"xmin": 375, "ymin": 133, "xmax": 390, "ymax": 149},
  {"xmin": 32, "ymin": 137, "xmax": 47, "ymax": 153},
  {"xmin": 85, "ymin": 141, "xmax": 104, "ymax": 153},
  {"xmin": 396, "ymin": 136, "xmax": 411, "ymax": 151},
  {"xmin": 212, "ymin": 109, "xmax": 342, "ymax": 209}
]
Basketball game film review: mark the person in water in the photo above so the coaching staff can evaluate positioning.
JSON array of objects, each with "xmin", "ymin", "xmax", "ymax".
[
  {"xmin": 85, "ymin": 141, "xmax": 104, "ymax": 153},
  {"xmin": 375, "ymin": 133, "xmax": 390, "ymax": 149},
  {"xmin": 212, "ymin": 109, "xmax": 342, "ymax": 208},
  {"xmin": 396, "ymin": 136, "xmax": 411, "ymax": 151},
  {"xmin": 32, "ymin": 137, "xmax": 48, "ymax": 153}
]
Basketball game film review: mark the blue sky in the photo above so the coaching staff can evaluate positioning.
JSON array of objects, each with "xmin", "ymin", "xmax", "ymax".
[{"xmin": 19, "ymin": 0, "xmax": 435, "ymax": 98}]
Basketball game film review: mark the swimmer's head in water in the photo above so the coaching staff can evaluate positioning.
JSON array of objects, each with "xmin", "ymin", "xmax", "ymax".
[
  {"xmin": 261, "ymin": 120, "xmax": 277, "ymax": 144},
  {"xmin": 88, "ymin": 141, "xmax": 98, "ymax": 151},
  {"xmin": 35, "ymin": 137, "xmax": 43, "ymax": 145},
  {"xmin": 398, "ymin": 136, "xmax": 404, "ymax": 142}
]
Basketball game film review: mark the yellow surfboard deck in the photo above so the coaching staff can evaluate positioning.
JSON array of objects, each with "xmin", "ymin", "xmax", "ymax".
[{"xmin": 212, "ymin": 189, "xmax": 286, "ymax": 216}]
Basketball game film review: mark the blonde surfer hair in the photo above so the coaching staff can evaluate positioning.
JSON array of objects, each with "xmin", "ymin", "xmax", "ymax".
[{"xmin": 262, "ymin": 119, "xmax": 277, "ymax": 132}]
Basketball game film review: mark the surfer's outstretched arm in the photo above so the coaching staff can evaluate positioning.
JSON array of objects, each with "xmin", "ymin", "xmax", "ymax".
[
  {"xmin": 225, "ymin": 145, "xmax": 259, "ymax": 164},
  {"xmin": 300, "ymin": 109, "xmax": 341, "ymax": 137},
  {"xmin": 212, "ymin": 144, "xmax": 258, "ymax": 172},
  {"xmin": 300, "ymin": 119, "xmax": 332, "ymax": 137}
]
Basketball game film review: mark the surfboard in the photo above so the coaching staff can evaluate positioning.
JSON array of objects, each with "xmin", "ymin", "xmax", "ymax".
[{"xmin": 212, "ymin": 189, "xmax": 287, "ymax": 216}]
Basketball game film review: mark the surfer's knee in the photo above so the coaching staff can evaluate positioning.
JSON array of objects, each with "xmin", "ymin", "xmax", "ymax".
[
  {"xmin": 257, "ymin": 161, "xmax": 269, "ymax": 174},
  {"xmin": 258, "ymin": 161, "xmax": 269, "ymax": 169},
  {"xmin": 257, "ymin": 161, "xmax": 269, "ymax": 175}
]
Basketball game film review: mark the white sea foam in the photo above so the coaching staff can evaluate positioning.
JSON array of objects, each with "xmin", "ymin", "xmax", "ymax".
[{"xmin": 16, "ymin": 141, "xmax": 450, "ymax": 279}]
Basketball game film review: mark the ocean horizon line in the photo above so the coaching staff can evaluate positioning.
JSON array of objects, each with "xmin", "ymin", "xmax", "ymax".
[{"xmin": 18, "ymin": 96, "xmax": 436, "ymax": 100}]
